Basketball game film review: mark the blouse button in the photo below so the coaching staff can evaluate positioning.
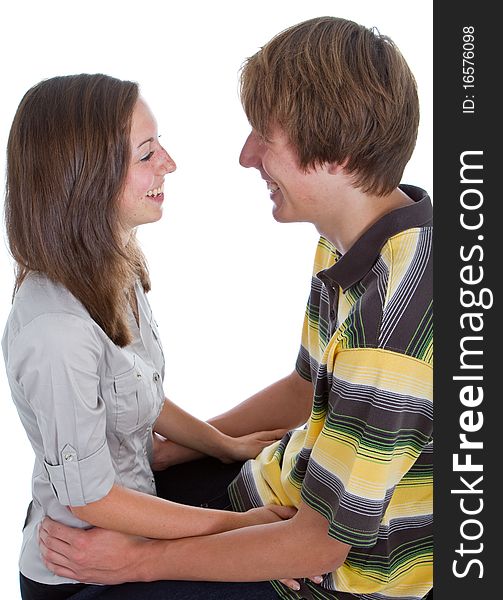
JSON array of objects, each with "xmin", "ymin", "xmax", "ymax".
[{"xmin": 153, "ymin": 372, "xmax": 160, "ymax": 382}]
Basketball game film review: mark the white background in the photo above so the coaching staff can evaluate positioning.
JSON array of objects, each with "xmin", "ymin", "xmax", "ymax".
[{"xmin": 0, "ymin": 0, "xmax": 432, "ymax": 595}]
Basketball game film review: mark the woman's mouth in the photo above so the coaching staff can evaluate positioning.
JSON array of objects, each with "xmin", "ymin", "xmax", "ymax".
[{"xmin": 146, "ymin": 184, "xmax": 164, "ymax": 203}]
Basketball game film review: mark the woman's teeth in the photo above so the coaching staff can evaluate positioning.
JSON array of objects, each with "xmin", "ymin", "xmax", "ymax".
[
  {"xmin": 267, "ymin": 181, "xmax": 279, "ymax": 193},
  {"xmin": 146, "ymin": 185, "xmax": 164, "ymax": 197}
]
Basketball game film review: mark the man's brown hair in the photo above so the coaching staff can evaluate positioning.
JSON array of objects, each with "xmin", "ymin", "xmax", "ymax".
[
  {"xmin": 240, "ymin": 16, "xmax": 420, "ymax": 196},
  {"xmin": 5, "ymin": 73, "xmax": 150, "ymax": 346}
]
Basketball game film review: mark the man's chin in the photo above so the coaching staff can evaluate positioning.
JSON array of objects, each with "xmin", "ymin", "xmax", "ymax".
[{"xmin": 271, "ymin": 202, "xmax": 289, "ymax": 223}]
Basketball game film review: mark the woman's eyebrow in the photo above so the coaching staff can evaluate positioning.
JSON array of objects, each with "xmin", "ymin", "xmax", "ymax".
[{"xmin": 137, "ymin": 137, "xmax": 154, "ymax": 149}]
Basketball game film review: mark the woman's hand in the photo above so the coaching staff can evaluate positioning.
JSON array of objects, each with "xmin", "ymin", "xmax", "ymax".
[
  {"xmin": 150, "ymin": 429, "xmax": 283, "ymax": 471},
  {"xmin": 154, "ymin": 399, "xmax": 287, "ymax": 467},
  {"xmin": 242, "ymin": 505, "xmax": 325, "ymax": 591},
  {"xmin": 151, "ymin": 433, "xmax": 203, "ymax": 471},
  {"xmin": 219, "ymin": 429, "xmax": 287, "ymax": 463},
  {"xmin": 242, "ymin": 504, "xmax": 297, "ymax": 527}
]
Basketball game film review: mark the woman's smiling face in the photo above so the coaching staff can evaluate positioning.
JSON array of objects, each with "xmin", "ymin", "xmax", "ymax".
[{"xmin": 118, "ymin": 97, "xmax": 176, "ymax": 240}]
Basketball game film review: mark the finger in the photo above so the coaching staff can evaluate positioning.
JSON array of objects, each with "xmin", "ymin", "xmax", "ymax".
[
  {"xmin": 40, "ymin": 535, "xmax": 101, "ymax": 583},
  {"xmin": 39, "ymin": 526, "xmax": 73, "ymax": 555},
  {"xmin": 309, "ymin": 576, "xmax": 324, "ymax": 584},
  {"xmin": 256, "ymin": 428, "xmax": 287, "ymax": 439},
  {"xmin": 39, "ymin": 536, "xmax": 75, "ymax": 572},
  {"xmin": 251, "ymin": 437, "xmax": 280, "ymax": 449},
  {"xmin": 257, "ymin": 439, "xmax": 275, "ymax": 448},
  {"xmin": 42, "ymin": 551, "xmax": 92, "ymax": 583},
  {"xmin": 44, "ymin": 561, "xmax": 81, "ymax": 580},
  {"xmin": 40, "ymin": 517, "xmax": 80, "ymax": 545},
  {"xmin": 266, "ymin": 504, "xmax": 297, "ymax": 519},
  {"xmin": 279, "ymin": 578, "xmax": 301, "ymax": 591},
  {"xmin": 271, "ymin": 428, "xmax": 288, "ymax": 437}
]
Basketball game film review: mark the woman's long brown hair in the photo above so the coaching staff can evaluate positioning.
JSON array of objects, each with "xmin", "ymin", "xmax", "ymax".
[{"xmin": 5, "ymin": 74, "xmax": 150, "ymax": 347}]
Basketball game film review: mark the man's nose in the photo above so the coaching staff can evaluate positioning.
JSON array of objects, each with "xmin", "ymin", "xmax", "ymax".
[{"xmin": 239, "ymin": 131, "xmax": 262, "ymax": 169}]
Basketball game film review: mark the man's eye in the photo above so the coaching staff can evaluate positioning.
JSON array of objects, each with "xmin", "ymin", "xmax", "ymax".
[{"xmin": 140, "ymin": 151, "xmax": 154, "ymax": 162}]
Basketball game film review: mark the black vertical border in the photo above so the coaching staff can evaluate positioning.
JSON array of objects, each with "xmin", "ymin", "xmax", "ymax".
[{"xmin": 434, "ymin": 3, "xmax": 498, "ymax": 597}]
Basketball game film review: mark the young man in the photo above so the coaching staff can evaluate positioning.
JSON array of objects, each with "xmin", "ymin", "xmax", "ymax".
[{"xmin": 40, "ymin": 16, "xmax": 432, "ymax": 600}]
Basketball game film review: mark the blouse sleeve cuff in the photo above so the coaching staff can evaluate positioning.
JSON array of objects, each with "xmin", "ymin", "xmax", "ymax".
[{"xmin": 44, "ymin": 441, "xmax": 115, "ymax": 507}]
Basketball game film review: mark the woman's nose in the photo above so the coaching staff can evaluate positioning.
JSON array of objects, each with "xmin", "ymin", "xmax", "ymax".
[{"xmin": 159, "ymin": 147, "xmax": 176, "ymax": 174}]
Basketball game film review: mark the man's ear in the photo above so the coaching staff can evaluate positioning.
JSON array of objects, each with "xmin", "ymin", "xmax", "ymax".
[{"xmin": 326, "ymin": 158, "xmax": 349, "ymax": 175}]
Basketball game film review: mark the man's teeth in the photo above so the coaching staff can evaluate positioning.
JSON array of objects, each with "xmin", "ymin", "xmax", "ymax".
[
  {"xmin": 267, "ymin": 181, "xmax": 279, "ymax": 192},
  {"xmin": 146, "ymin": 185, "xmax": 164, "ymax": 197}
]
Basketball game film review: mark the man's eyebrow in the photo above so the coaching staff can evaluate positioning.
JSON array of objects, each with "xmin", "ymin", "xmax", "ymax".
[{"xmin": 137, "ymin": 137, "xmax": 154, "ymax": 149}]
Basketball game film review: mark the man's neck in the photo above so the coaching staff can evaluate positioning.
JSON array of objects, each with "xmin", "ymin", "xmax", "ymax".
[{"xmin": 317, "ymin": 186, "xmax": 414, "ymax": 254}]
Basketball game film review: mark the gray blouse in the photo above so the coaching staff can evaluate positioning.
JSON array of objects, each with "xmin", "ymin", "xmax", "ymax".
[{"xmin": 2, "ymin": 272, "xmax": 165, "ymax": 584}]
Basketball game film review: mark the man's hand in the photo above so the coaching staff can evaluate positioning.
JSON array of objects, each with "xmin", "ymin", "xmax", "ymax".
[
  {"xmin": 39, "ymin": 505, "xmax": 295, "ymax": 584},
  {"xmin": 39, "ymin": 518, "xmax": 150, "ymax": 584},
  {"xmin": 279, "ymin": 575, "xmax": 324, "ymax": 591}
]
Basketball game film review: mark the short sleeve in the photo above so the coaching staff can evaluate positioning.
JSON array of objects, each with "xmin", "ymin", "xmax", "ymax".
[
  {"xmin": 295, "ymin": 340, "xmax": 313, "ymax": 382},
  {"xmin": 8, "ymin": 313, "xmax": 115, "ymax": 506},
  {"xmin": 295, "ymin": 237, "xmax": 340, "ymax": 384},
  {"xmin": 300, "ymin": 347, "xmax": 433, "ymax": 547},
  {"xmin": 295, "ymin": 291, "xmax": 320, "ymax": 383}
]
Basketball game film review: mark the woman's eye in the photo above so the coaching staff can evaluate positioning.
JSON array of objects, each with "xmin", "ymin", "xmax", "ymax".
[{"xmin": 140, "ymin": 151, "xmax": 154, "ymax": 162}]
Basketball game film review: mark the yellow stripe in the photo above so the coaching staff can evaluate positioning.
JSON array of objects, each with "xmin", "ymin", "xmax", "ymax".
[
  {"xmin": 332, "ymin": 348, "xmax": 433, "ymax": 400},
  {"xmin": 313, "ymin": 237, "xmax": 338, "ymax": 274},
  {"xmin": 335, "ymin": 559, "xmax": 432, "ymax": 595},
  {"xmin": 251, "ymin": 431, "xmax": 306, "ymax": 507},
  {"xmin": 382, "ymin": 230, "xmax": 421, "ymax": 304},
  {"xmin": 311, "ymin": 437, "xmax": 419, "ymax": 498}
]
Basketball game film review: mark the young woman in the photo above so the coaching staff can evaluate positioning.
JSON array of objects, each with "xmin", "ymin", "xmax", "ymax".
[{"xmin": 2, "ymin": 74, "xmax": 291, "ymax": 600}]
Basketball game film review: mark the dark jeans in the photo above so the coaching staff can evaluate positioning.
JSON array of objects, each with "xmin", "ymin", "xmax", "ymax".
[
  {"xmin": 153, "ymin": 455, "xmax": 244, "ymax": 509},
  {"xmin": 20, "ymin": 573, "xmax": 278, "ymax": 600},
  {"xmin": 78, "ymin": 580, "xmax": 278, "ymax": 599},
  {"xmin": 20, "ymin": 573, "xmax": 96, "ymax": 600}
]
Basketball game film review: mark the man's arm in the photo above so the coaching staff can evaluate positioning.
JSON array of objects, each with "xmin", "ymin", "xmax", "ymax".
[
  {"xmin": 209, "ymin": 370, "xmax": 313, "ymax": 435},
  {"xmin": 153, "ymin": 370, "xmax": 313, "ymax": 469},
  {"xmin": 40, "ymin": 501, "xmax": 349, "ymax": 584}
]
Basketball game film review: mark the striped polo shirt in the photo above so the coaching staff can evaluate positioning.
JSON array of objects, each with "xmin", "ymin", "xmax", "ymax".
[{"xmin": 229, "ymin": 185, "xmax": 433, "ymax": 600}]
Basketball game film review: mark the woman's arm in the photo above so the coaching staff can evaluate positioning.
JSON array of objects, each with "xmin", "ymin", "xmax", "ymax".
[
  {"xmin": 139, "ymin": 501, "xmax": 350, "ymax": 582},
  {"xmin": 152, "ymin": 370, "xmax": 313, "ymax": 469},
  {"xmin": 154, "ymin": 398, "xmax": 286, "ymax": 463},
  {"xmin": 69, "ymin": 484, "xmax": 294, "ymax": 540},
  {"xmin": 41, "ymin": 501, "xmax": 348, "ymax": 584}
]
